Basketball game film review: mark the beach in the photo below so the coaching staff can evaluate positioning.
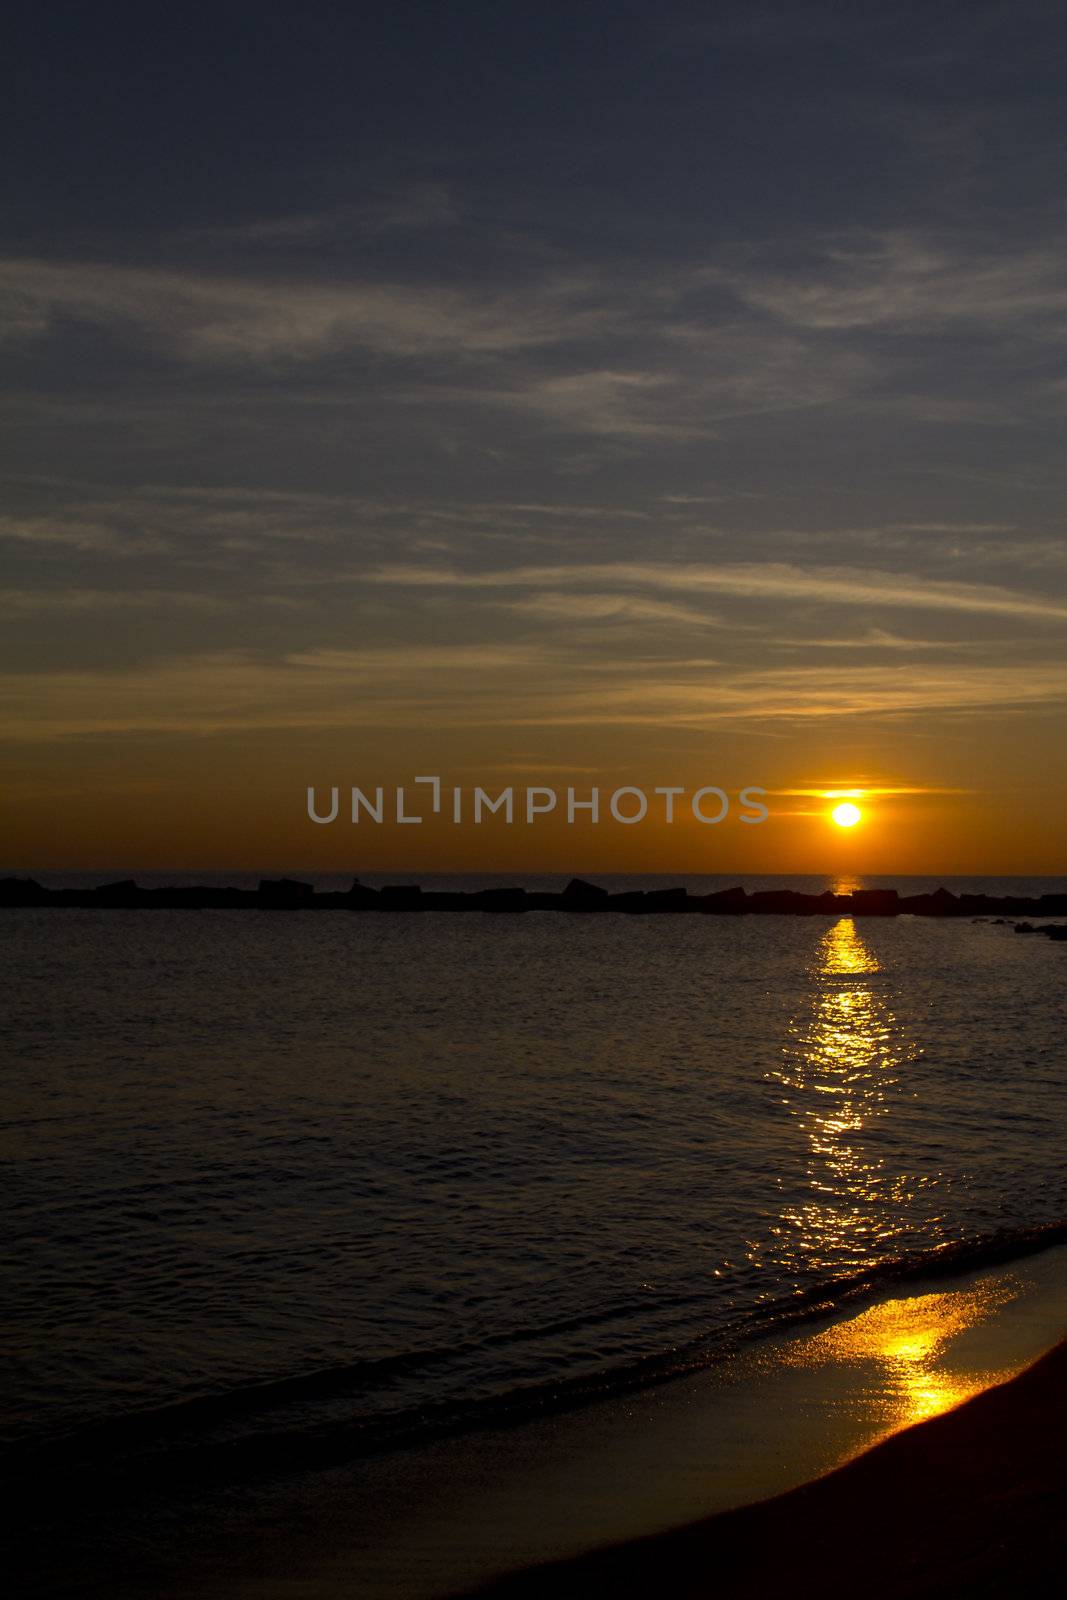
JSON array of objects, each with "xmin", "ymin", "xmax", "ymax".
[
  {"xmin": 254, "ymin": 1246, "xmax": 1067, "ymax": 1599},
  {"xmin": 465, "ymin": 1338, "xmax": 1067, "ymax": 1600},
  {"xmin": 13, "ymin": 1242, "xmax": 1061, "ymax": 1600}
]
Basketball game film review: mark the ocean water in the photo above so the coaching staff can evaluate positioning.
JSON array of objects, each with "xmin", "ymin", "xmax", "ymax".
[{"xmin": 2, "ymin": 882, "xmax": 1065, "ymax": 1570}]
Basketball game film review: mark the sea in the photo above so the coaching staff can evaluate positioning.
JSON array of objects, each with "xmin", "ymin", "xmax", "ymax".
[{"xmin": 2, "ymin": 872, "xmax": 1066, "ymax": 1594}]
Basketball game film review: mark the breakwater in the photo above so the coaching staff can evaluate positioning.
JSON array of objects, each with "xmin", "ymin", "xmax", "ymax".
[{"xmin": 4, "ymin": 875, "xmax": 1067, "ymax": 925}]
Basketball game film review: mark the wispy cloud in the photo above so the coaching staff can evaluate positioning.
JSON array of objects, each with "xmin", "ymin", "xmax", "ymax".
[
  {"xmin": 0, "ymin": 257, "xmax": 607, "ymax": 361},
  {"xmin": 0, "ymin": 587, "xmax": 300, "ymax": 613},
  {"xmin": 770, "ymin": 628, "xmax": 976, "ymax": 651},
  {"xmin": 5, "ymin": 644, "xmax": 1067, "ymax": 742},
  {"xmin": 5, "ymin": 225, "xmax": 1061, "ymax": 452},
  {"xmin": 175, "ymin": 184, "xmax": 460, "ymax": 245},
  {"xmin": 413, "ymin": 329, "xmax": 875, "ymax": 438},
  {"xmin": 514, "ymin": 664, "xmax": 1067, "ymax": 726},
  {"xmin": 491, "ymin": 370, "xmax": 693, "ymax": 440},
  {"xmin": 711, "ymin": 229, "xmax": 1067, "ymax": 333},
  {"xmin": 770, "ymin": 784, "xmax": 972, "ymax": 797},
  {"xmin": 501, "ymin": 591, "xmax": 725, "ymax": 628},
  {"xmin": 0, "ymin": 644, "xmax": 554, "ymax": 738},
  {"xmin": 365, "ymin": 560, "xmax": 1067, "ymax": 622},
  {"xmin": 0, "ymin": 515, "xmax": 167, "ymax": 554}
]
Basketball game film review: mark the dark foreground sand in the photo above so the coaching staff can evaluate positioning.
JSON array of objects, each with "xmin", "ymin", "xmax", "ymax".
[{"xmin": 463, "ymin": 1339, "xmax": 1066, "ymax": 1600}]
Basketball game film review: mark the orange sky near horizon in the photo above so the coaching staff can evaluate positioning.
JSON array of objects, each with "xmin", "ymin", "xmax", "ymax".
[{"xmin": 7, "ymin": 721, "xmax": 1064, "ymax": 875}]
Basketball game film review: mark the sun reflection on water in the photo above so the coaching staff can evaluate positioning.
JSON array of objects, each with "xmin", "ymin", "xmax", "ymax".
[
  {"xmin": 747, "ymin": 916, "xmax": 1025, "ymax": 1446},
  {"xmin": 785, "ymin": 1280, "xmax": 1021, "ymax": 1432},
  {"xmin": 754, "ymin": 917, "xmax": 939, "ymax": 1280}
]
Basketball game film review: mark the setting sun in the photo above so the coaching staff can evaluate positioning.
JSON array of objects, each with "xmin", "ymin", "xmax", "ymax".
[{"xmin": 832, "ymin": 802, "xmax": 863, "ymax": 828}]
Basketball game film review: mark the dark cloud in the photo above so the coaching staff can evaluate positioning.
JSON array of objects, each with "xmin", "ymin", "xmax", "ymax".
[{"xmin": 3, "ymin": 0, "xmax": 1066, "ymax": 801}]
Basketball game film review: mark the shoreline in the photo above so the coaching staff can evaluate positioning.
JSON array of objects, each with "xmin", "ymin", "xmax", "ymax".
[
  {"xmin": 10, "ymin": 1248, "xmax": 1066, "ymax": 1597},
  {"xmin": 330, "ymin": 1244, "xmax": 1067, "ymax": 1600},
  {"xmin": 462, "ymin": 1337, "xmax": 1067, "ymax": 1600},
  {"xmin": 52, "ymin": 1242, "xmax": 1060, "ymax": 1600}
]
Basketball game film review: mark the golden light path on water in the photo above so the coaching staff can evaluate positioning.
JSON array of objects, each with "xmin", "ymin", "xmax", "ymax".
[
  {"xmin": 758, "ymin": 916, "xmax": 1021, "ymax": 1434},
  {"xmin": 757, "ymin": 915, "xmax": 926, "ymax": 1279}
]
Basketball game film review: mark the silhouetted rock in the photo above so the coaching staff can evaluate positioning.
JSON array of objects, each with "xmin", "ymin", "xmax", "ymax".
[
  {"xmin": 257, "ymin": 878, "xmax": 314, "ymax": 905},
  {"xmin": 643, "ymin": 887, "xmax": 689, "ymax": 911},
  {"xmin": 474, "ymin": 887, "xmax": 528, "ymax": 912},
  {"xmin": 607, "ymin": 891, "xmax": 647, "ymax": 912},
  {"xmin": 94, "ymin": 879, "xmax": 141, "ymax": 901},
  {"xmin": 1014, "ymin": 922, "xmax": 1035, "ymax": 933},
  {"xmin": 749, "ymin": 890, "xmax": 809, "ymax": 914},
  {"xmin": 563, "ymin": 878, "xmax": 608, "ymax": 899},
  {"xmin": 379, "ymin": 884, "xmax": 424, "ymax": 910},
  {"xmin": 527, "ymin": 892, "xmax": 566, "ymax": 911},
  {"xmin": 1042, "ymin": 924, "xmax": 1067, "ymax": 940},
  {"xmin": 900, "ymin": 889, "xmax": 963, "ymax": 916},
  {"xmin": 561, "ymin": 878, "xmax": 609, "ymax": 910},
  {"xmin": 153, "ymin": 885, "xmax": 248, "ymax": 908},
  {"xmin": 0, "ymin": 876, "xmax": 47, "ymax": 905},
  {"xmin": 696, "ymin": 886, "xmax": 748, "ymax": 913},
  {"xmin": 850, "ymin": 889, "xmax": 900, "ymax": 916}
]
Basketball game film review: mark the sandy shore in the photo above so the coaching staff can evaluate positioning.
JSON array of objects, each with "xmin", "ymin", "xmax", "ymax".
[{"xmin": 462, "ymin": 1339, "xmax": 1066, "ymax": 1600}]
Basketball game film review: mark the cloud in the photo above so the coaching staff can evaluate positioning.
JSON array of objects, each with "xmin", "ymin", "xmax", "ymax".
[
  {"xmin": 0, "ymin": 515, "xmax": 140, "ymax": 553},
  {"xmin": 771, "ymin": 784, "xmax": 972, "ymax": 798},
  {"xmin": 0, "ymin": 257, "xmax": 607, "ymax": 362},
  {"xmin": 175, "ymin": 184, "xmax": 461, "ymax": 245},
  {"xmin": 411, "ymin": 327, "xmax": 876, "ymax": 438},
  {"xmin": 882, "ymin": 523, "xmax": 1018, "ymax": 535},
  {"xmin": 501, "ymin": 591, "xmax": 725, "ymax": 628},
  {"xmin": 0, "ymin": 644, "xmax": 554, "ymax": 739},
  {"xmin": 486, "ymin": 370, "xmax": 698, "ymax": 439},
  {"xmin": 503, "ymin": 662, "xmax": 1067, "ymax": 727},
  {"xmin": 364, "ymin": 560, "xmax": 1067, "ymax": 622},
  {"xmin": 6, "ymin": 226, "xmax": 1055, "ymax": 445},
  {"xmin": 0, "ymin": 588, "xmax": 289, "ymax": 613},
  {"xmin": 711, "ymin": 229, "xmax": 1067, "ymax": 334},
  {"xmin": 5, "ymin": 642, "xmax": 1067, "ymax": 742},
  {"xmin": 770, "ymin": 628, "xmax": 976, "ymax": 651}
]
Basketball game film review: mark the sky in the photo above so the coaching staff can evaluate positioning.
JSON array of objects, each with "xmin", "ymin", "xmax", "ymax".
[{"xmin": 3, "ymin": 0, "xmax": 1067, "ymax": 874}]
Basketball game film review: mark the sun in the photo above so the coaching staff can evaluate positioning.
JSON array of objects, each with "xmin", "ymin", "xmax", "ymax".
[{"xmin": 832, "ymin": 801, "xmax": 862, "ymax": 828}]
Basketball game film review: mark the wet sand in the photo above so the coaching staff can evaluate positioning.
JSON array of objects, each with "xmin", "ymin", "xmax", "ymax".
[{"xmin": 464, "ymin": 1337, "xmax": 1067, "ymax": 1600}]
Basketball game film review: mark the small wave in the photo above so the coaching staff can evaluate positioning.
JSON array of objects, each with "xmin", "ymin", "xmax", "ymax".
[{"xmin": 3, "ymin": 1218, "xmax": 1064, "ymax": 1505}]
